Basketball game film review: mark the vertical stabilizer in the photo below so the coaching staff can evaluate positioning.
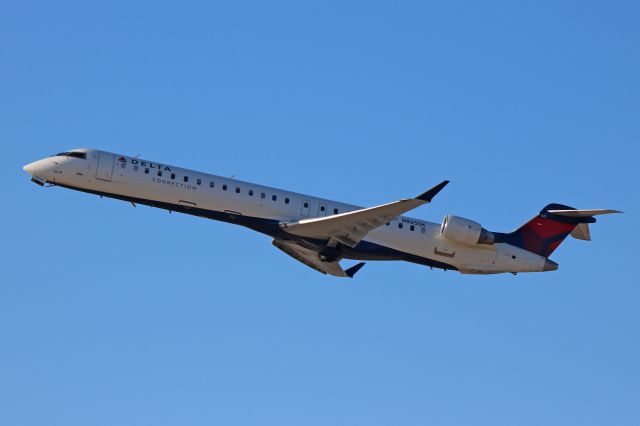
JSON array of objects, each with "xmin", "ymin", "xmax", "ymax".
[{"xmin": 502, "ymin": 204, "xmax": 620, "ymax": 257}]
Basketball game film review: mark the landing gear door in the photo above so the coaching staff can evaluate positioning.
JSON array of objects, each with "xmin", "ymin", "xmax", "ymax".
[{"xmin": 96, "ymin": 152, "xmax": 115, "ymax": 181}]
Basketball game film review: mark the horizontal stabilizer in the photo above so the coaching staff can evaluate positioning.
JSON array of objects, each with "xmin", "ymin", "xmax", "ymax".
[
  {"xmin": 547, "ymin": 209, "xmax": 622, "ymax": 217},
  {"xmin": 570, "ymin": 223, "xmax": 591, "ymax": 241}
]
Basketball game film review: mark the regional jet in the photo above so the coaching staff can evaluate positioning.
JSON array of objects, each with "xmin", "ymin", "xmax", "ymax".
[{"xmin": 23, "ymin": 149, "xmax": 620, "ymax": 277}]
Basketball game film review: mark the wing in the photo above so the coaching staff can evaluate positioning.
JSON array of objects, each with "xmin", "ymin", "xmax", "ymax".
[
  {"xmin": 272, "ymin": 239, "xmax": 365, "ymax": 278},
  {"xmin": 279, "ymin": 180, "xmax": 449, "ymax": 247}
]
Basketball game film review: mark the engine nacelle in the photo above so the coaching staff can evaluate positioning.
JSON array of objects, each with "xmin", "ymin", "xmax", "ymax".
[{"xmin": 440, "ymin": 215, "xmax": 496, "ymax": 245}]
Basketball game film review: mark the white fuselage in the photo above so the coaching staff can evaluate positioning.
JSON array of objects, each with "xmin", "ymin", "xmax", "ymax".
[{"xmin": 23, "ymin": 148, "xmax": 550, "ymax": 274}]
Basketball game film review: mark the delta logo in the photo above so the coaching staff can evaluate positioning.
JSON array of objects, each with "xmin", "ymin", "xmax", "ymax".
[
  {"xmin": 131, "ymin": 159, "xmax": 171, "ymax": 171},
  {"xmin": 118, "ymin": 157, "xmax": 127, "ymax": 163}
]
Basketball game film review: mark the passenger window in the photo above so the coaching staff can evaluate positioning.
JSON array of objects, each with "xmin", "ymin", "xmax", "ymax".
[
  {"xmin": 320, "ymin": 206, "xmax": 325, "ymax": 212},
  {"xmin": 183, "ymin": 176, "xmax": 189, "ymax": 183},
  {"xmin": 222, "ymin": 184, "xmax": 227, "ymax": 191},
  {"xmin": 272, "ymin": 195, "xmax": 277, "ymax": 201},
  {"xmin": 304, "ymin": 202, "xmax": 309, "ymax": 208},
  {"xmin": 197, "ymin": 178, "xmax": 201, "ymax": 185},
  {"xmin": 157, "ymin": 170, "xmax": 162, "ymax": 177},
  {"xmin": 144, "ymin": 168, "xmax": 149, "ymax": 174},
  {"xmin": 398, "ymin": 223, "xmax": 403, "ymax": 229},
  {"xmin": 170, "ymin": 173, "xmax": 175, "ymax": 179},
  {"xmin": 410, "ymin": 225, "xmax": 415, "ymax": 231},
  {"xmin": 261, "ymin": 193, "xmax": 266, "ymax": 199},
  {"xmin": 334, "ymin": 208, "xmax": 339, "ymax": 214},
  {"xmin": 285, "ymin": 198, "xmax": 290, "ymax": 204},
  {"xmin": 209, "ymin": 181, "xmax": 214, "ymax": 188},
  {"xmin": 236, "ymin": 187, "xmax": 241, "ymax": 193},
  {"xmin": 249, "ymin": 190, "xmax": 254, "ymax": 196},
  {"xmin": 133, "ymin": 165, "xmax": 139, "ymax": 172},
  {"xmin": 386, "ymin": 222, "xmax": 390, "ymax": 226}
]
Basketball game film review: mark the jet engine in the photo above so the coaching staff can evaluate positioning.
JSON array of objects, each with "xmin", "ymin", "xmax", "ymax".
[{"xmin": 440, "ymin": 215, "xmax": 496, "ymax": 245}]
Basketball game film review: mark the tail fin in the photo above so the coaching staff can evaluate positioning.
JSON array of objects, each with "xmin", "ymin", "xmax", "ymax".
[{"xmin": 502, "ymin": 204, "xmax": 621, "ymax": 257}]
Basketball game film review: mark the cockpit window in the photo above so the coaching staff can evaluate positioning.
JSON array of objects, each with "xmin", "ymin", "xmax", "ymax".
[
  {"xmin": 53, "ymin": 152, "xmax": 87, "ymax": 159},
  {"xmin": 67, "ymin": 152, "xmax": 86, "ymax": 159}
]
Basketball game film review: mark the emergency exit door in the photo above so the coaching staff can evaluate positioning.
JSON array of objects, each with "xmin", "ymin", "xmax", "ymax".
[{"xmin": 301, "ymin": 200, "xmax": 311, "ymax": 216}]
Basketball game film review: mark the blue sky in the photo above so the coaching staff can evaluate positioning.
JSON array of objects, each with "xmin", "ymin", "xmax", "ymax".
[{"xmin": 1, "ymin": 1, "xmax": 638, "ymax": 425}]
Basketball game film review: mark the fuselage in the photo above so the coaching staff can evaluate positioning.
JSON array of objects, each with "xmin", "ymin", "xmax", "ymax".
[{"xmin": 23, "ymin": 148, "xmax": 551, "ymax": 274}]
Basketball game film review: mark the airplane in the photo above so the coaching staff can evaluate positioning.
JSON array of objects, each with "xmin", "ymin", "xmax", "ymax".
[{"xmin": 23, "ymin": 148, "xmax": 621, "ymax": 278}]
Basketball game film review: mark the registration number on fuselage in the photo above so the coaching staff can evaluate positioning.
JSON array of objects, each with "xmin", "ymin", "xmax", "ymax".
[{"xmin": 401, "ymin": 217, "xmax": 427, "ymax": 227}]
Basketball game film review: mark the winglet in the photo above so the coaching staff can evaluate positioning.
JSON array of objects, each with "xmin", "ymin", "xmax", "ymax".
[
  {"xmin": 416, "ymin": 180, "xmax": 450, "ymax": 202},
  {"xmin": 345, "ymin": 262, "xmax": 366, "ymax": 278}
]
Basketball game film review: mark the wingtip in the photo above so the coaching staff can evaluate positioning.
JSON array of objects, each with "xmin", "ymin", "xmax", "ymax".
[
  {"xmin": 416, "ymin": 180, "xmax": 450, "ymax": 202},
  {"xmin": 345, "ymin": 262, "xmax": 366, "ymax": 278}
]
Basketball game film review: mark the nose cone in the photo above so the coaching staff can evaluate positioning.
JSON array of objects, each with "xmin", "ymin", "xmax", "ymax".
[
  {"xmin": 23, "ymin": 161, "xmax": 38, "ymax": 175},
  {"xmin": 543, "ymin": 259, "xmax": 559, "ymax": 271},
  {"xmin": 23, "ymin": 158, "xmax": 53, "ymax": 180}
]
